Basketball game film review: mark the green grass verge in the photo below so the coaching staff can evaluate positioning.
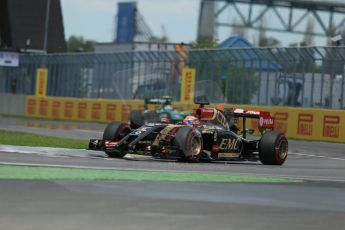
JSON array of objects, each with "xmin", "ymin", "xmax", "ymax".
[
  {"xmin": 0, "ymin": 165, "xmax": 303, "ymax": 183},
  {"xmin": 0, "ymin": 130, "xmax": 86, "ymax": 149}
]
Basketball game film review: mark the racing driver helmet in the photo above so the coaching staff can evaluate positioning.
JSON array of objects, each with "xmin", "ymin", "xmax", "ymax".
[{"xmin": 183, "ymin": 115, "xmax": 198, "ymax": 125}]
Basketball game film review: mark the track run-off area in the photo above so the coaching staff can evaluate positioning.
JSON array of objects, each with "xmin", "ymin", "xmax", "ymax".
[{"xmin": 0, "ymin": 116, "xmax": 344, "ymax": 230}]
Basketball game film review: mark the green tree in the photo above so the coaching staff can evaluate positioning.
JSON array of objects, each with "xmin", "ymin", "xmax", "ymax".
[
  {"xmin": 66, "ymin": 35, "xmax": 95, "ymax": 52},
  {"xmin": 189, "ymin": 53, "xmax": 259, "ymax": 104},
  {"xmin": 189, "ymin": 37, "xmax": 259, "ymax": 104},
  {"xmin": 190, "ymin": 37, "xmax": 218, "ymax": 49}
]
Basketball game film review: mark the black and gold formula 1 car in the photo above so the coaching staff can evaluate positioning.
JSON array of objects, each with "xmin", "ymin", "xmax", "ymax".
[{"xmin": 89, "ymin": 105, "xmax": 288, "ymax": 165}]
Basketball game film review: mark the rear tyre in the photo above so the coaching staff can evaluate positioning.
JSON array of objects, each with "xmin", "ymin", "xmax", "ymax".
[
  {"xmin": 129, "ymin": 110, "xmax": 144, "ymax": 129},
  {"xmin": 259, "ymin": 131, "xmax": 288, "ymax": 165},
  {"xmin": 103, "ymin": 122, "xmax": 131, "ymax": 158},
  {"xmin": 174, "ymin": 126, "xmax": 203, "ymax": 162}
]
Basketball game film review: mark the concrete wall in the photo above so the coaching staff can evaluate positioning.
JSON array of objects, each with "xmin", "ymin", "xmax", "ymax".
[{"xmin": 0, "ymin": 93, "xmax": 26, "ymax": 116}]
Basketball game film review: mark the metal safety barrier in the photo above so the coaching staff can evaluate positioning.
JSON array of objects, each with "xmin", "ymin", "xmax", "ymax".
[{"xmin": 1, "ymin": 46, "xmax": 345, "ymax": 109}]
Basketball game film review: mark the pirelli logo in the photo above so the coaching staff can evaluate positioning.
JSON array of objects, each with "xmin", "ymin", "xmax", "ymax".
[
  {"xmin": 36, "ymin": 68, "xmax": 47, "ymax": 97},
  {"xmin": 64, "ymin": 101, "xmax": 74, "ymax": 118},
  {"xmin": 106, "ymin": 104, "xmax": 116, "ymax": 121},
  {"xmin": 39, "ymin": 99, "xmax": 48, "ymax": 116},
  {"xmin": 27, "ymin": 98, "xmax": 36, "ymax": 115},
  {"xmin": 78, "ymin": 102, "xmax": 87, "ymax": 119},
  {"xmin": 91, "ymin": 103, "xmax": 101, "ymax": 120},
  {"xmin": 323, "ymin": 116, "xmax": 340, "ymax": 138},
  {"xmin": 297, "ymin": 113, "xmax": 313, "ymax": 136},
  {"xmin": 184, "ymin": 71, "xmax": 193, "ymax": 101},
  {"xmin": 52, "ymin": 101, "xmax": 61, "ymax": 118},
  {"xmin": 180, "ymin": 68, "xmax": 195, "ymax": 103},
  {"xmin": 274, "ymin": 112, "xmax": 288, "ymax": 133},
  {"xmin": 122, "ymin": 104, "xmax": 131, "ymax": 121}
]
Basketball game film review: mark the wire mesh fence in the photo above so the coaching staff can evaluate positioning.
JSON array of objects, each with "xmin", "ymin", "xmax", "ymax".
[{"xmin": 1, "ymin": 46, "xmax": 345, "ymax": 109}]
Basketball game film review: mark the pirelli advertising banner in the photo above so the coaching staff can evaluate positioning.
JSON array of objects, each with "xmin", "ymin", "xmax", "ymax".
[
  {"xmin": 224, "ymin": 105, "xmax": 345, "ymax": 143},
  {"xmin": 25, "ymin": 96, "xmax": 144, "ymax": 123},
  {"xmin": 256, "ymin": 106, "xmax": 345, "ymax": 142},
  {"xmin": 180, "ymin": 67, "xmax": 196, "ymax": 104},
  {"xmin": 25, "ymin": 96, "xmax": 345, "ymax": 143},
  {"xmin": 35, "ymin": 68, "xmax": 48, "ymax": 97}
]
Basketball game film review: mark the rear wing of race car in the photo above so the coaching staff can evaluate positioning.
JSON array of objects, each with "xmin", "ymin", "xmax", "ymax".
[
  {"xmin": 230, "ymin": 108, "xmax": 274, "ymax": 126},
  {"xmin": 196, "ymin": 105, "xmax": 274, "ymax": 138},
  {"xmin": 144, "ymin": 96, "xmax": 172, "ymax": 110},
  {"xmin": 225, "ymin": 108, "xmax": 274, "ymax": 137}
]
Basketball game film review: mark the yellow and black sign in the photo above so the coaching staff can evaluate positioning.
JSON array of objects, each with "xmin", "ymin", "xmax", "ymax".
[
  {"xmin": 180, "ymin": 67, "xmax": 195, "ymax": 104},
  {"xmin": 35, "ymin": 68, "xmax": 48, "ymax": 97},
  {"xmin": 24, "ymin": 95, "xmax": 345, "ymax": 143}
]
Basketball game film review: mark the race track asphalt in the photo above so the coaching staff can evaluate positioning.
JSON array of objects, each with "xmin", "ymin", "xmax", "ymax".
[{"xmin": 0, "ymin": 116, "xmax": 344, "ymax": 230}]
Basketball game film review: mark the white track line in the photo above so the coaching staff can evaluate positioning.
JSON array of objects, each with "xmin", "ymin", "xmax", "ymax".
[
  {"xmin": 1, "ymin": 145, "xmax": 345, "ymax": 182},
  {"xmin": 1, "ymin": 145, "xmax": 344, "ymax": 162},
  {"xmin": 289, "ymin": 152, "xmax": 345, "ymax": 161}
]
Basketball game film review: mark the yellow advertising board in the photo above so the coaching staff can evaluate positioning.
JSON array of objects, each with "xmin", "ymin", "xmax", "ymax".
[
  {"xmin": 24, "ymin": 96, "xmax": 345, "ymax": 143},
  {"xmin": 51, "ymin": 98, "xmax": 63, "ymax": 119},
  {"xmin": 35, "ymin": 68, "xmax": 48, "ymax": 97},
  {"xmin": 26, "ymin": 96, "xmax": 38, "ymax": 116},
  {"xmin": 25, "ymin": 96, "xmax": 145, "ymax": 123},
  {"xmin": 180, "ymin": 67, "xmax": 196, "ymax": 104},
  {"xmin": 221, "ymin": 105, "xmax": 345, "ymax": 143}
]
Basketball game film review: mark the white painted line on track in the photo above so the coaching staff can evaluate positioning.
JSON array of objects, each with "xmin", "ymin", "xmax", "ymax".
[
  {"xmin": 224, "ymin": 172, "xmax": 345, "ymax": 183},
  {"xmin": 2, "ymin": 145, "xmax": 343, "ymax": 161},
  {"xmin": 289, "ymin": 152, "xmax": 345, "ymax": 161},
  {"xmin": 1, "ymin": 145, "xmax": 345, "ymax": 182},
  {"xmin": 0, "ymin": 161, "xmax": 133, "ymax": 171}
]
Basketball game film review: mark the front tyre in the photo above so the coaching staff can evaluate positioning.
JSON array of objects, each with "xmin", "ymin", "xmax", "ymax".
[
  {"xmin": 174, "ymin": 126, "xmax": 203, "ymax": 162},
  {"xmin": 129, "ymin": 110, "xmax": 144, "ymax": 129},
  {"xmin": 259, "ymin": 131, "xmax": 288, "ymax": 165},
  {"xmin": 103, "ymin": 122, "xmax": 131, "ymax": 158}
]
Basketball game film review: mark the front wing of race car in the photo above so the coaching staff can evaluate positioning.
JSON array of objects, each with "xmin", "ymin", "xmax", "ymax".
[{"xmin": 89, "ymin": 123, "xmax": 171, "ymax": 153}]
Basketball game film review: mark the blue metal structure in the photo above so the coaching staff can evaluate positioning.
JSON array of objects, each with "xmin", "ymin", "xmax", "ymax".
[{"xmin": 116, "ymin": 2, "xmax": 136, "ymax": 42}]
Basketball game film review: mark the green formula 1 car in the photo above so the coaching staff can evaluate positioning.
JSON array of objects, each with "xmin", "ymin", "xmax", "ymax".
[{"xmin": 129, "ymin": 96, "xmax": 189, "ymax": 129}]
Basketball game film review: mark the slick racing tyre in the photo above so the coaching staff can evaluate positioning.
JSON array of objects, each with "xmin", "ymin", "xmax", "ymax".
[
  {"xmin": 259, "ymin": 131, "xmax": 288, "ymax": 165},
  {"xmin": 129, "ymin": 110, "xmax": 144, "ymax": 129},
  {"xmin": 103, "ymin": 122, "xmax": 131, "ymax": 158},
  {"xmin": 174, "ymin": 126, "xmax": 203, "ymax": 162}
]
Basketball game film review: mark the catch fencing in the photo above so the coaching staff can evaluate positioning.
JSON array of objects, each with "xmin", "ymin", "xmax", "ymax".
[{"xmin": 1, "ymin": 46, "xmax": 345, "ymax": 109}]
